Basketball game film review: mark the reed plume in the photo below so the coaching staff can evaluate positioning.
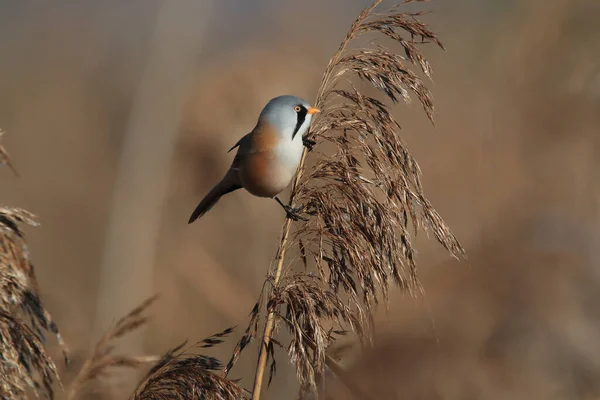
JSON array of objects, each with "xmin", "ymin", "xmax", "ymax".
[
  {"xmin": 132, "ymin": 327, "xmax": 247, "ymax": 400},
  {"xmin": 0, "ymin": 129, "xmax": 18, "ymax": 177},
  {"xmin": 247, "ymin": 0, "xmax": 466, "ymax": 398},
  {"xmin": 67, "ymin": 296, "xmax": 160, "ymax": 399},
  {"xmin": 0, "ymin": 131, "xmax": 68, "ymax": 399}
]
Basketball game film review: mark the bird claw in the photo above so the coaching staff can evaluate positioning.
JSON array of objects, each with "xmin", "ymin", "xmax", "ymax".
[
  {"xmin": 302, "ymin": 137, "xmax": 316, "ymax": 152},
  {"xmin": 284, "ymin": 205, "xmax": 308, "ymax": 222}
]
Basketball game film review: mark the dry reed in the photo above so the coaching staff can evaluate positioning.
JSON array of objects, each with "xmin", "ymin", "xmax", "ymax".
[
  {"xmin": 67, "ymin": 296, "xmax": 160, "ymax": 399},
  {"xmin": 0, "ymin": 131, "xmax": 68, "ymax": 399},
  {"xmin": 132, "ymin": 327, "xmax": 248, "ymax": 400},
  {"xmin": 248, "ymin": 0, "xmax": 465, "ymax": 398},
  {"xmin": 0, "ymin": 129, "xmax": 18, "ymax": 177}
]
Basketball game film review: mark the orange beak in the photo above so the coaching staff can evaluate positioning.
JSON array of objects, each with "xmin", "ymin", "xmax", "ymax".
[{"xmin": 307, "ymin": 107, "xmax": 320, "ymax": 115}]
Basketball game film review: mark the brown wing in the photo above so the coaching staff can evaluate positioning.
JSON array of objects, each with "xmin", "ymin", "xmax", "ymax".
[
  {"xmin": 230, "ymin": 133, "xmax": 251, "ymax": 170},
  {"xmin": 228, "ymin": 133, "xmax": 250, "ymax": 153}
]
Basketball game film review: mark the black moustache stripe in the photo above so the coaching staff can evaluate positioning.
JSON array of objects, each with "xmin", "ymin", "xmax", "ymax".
[{"xmin": 292, "ymin": 107, "xmax": 307, "ymax": 140}]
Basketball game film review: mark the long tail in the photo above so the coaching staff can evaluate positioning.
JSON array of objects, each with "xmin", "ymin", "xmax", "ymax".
[{"xmin": 188, "ymin": 170, "xmax": 241, "ymax": 224}]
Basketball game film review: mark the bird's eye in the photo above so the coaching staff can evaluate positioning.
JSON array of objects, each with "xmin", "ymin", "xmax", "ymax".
[{"xmin": 294, "ymin": 105, "xmax": 302, "ymax": 112}]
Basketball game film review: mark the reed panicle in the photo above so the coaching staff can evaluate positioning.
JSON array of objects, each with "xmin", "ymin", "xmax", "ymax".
[
  {"xmin": 67, "ymin": 296, "xmax": 160, "ymax": 399},
  {"xmin": 0, "ymin": 131, "xmax": 68, "ymax": 399},
  {"xmin": 267, "ymin": 274, "xmax": 360, "ymax": 389},
  {"xmin": 248, "ymin": 1, "xmax": 466, "ymax": 398},
  {"xmin": 132, "ymin": 327, "xmax": 248, "ymax": 400},
  {"xmin": 0, "ymin": 129, "xmax": 18, "ymax": 177}
]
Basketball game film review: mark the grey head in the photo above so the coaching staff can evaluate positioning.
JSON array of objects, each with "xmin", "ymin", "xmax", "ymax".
[{"xmin": 257, "ymin": 95, "xmax": 320, "ymax": 140}]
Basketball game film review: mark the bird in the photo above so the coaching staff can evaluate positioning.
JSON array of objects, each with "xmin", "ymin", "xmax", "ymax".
[{"xmin": 188, "ymin": 95, "xmax": 320, "ymax": 224}]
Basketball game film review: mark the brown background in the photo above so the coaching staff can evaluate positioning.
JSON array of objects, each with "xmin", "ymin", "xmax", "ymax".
[{"xmin": 2, "ymin": 0, "xmax": 600, "ymax": 398}]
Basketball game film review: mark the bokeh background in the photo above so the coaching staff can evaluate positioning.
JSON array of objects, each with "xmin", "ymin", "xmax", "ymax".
[{"xmin": 2, "ymin": 0, "xmax": 600, "ymax": 398}]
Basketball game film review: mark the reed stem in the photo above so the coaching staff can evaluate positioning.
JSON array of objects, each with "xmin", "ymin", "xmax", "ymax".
[{"xmin": 251, "ymin": 4, "xmax": 383, "ymax": 399}]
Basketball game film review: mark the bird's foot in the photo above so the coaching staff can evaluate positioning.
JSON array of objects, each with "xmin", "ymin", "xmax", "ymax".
[
  {"xmin": 283, "ymin": 205, "xmax": 308, "ymax": 222},
  {"xmin": 302, "ymin": 137, "xmax": 316, "ymax": 152}
]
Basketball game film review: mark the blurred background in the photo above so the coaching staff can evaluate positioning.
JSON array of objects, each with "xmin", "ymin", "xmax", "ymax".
[{"xmin": 1, "ymin": 0, "xmax": 600, "ymax": 398}]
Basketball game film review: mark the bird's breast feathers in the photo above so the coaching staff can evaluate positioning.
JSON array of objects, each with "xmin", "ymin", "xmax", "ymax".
[
  {"xmin": 249, "ymin": 122, "xmax": 303, "ymax": 167},
  {"xmin": 237, "ymin": 123, "xmax": 303, "ymax": 197}
]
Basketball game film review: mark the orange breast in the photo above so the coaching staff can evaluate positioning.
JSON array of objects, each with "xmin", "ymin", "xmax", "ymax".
[
  {"xmin": 239, "ymin": 122, "xmax": 287, "ymax": 197},
  {"xmin": 241, "ymin": 152, "xmax": 279, "ymax": 197},
  {"xmin": 251, "ymin": 121, "xmax": 280, "ymax": 151}
]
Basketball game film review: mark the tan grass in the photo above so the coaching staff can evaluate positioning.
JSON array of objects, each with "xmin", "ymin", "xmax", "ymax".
[
  {"xmin": 242, "ymin": 0, "xmax": 466, "ymax": 398},
  {"xmin": 132, "ymin": 327, "xmax": 248, "ymax": 400},
  {"xmin": 0, "ymin": 129, "xmax": 18, "ymax": 177},
  {"xmin": 67, "ymin": 296, "xmax": 160, "ymax": 400},
  {"xmin": 0, "ymin": 132, "xmax": 68, "ymax": 399}
]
